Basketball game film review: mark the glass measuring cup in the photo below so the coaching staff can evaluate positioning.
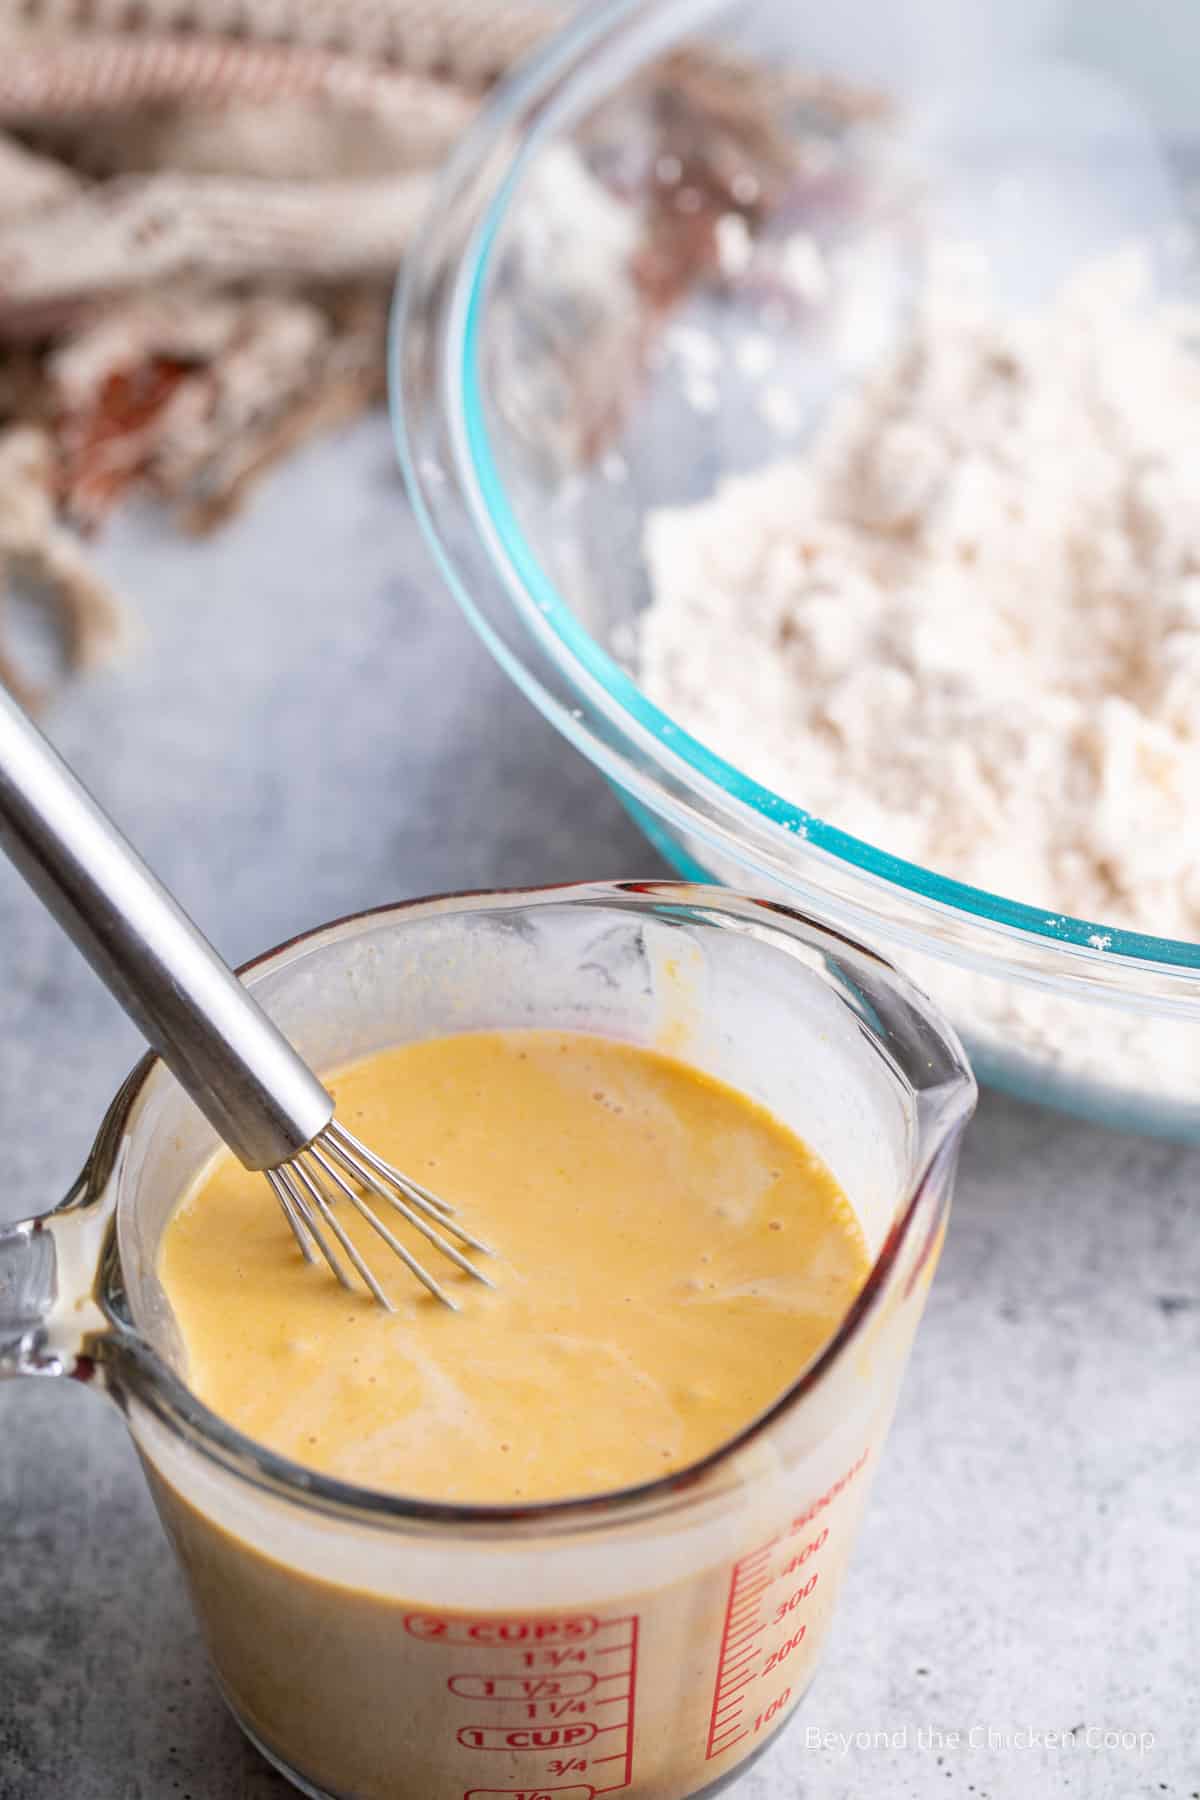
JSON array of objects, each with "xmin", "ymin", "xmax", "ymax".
[{"xmin": 0, "ymin": 881, "xmax": 974, "ymax": 1800}]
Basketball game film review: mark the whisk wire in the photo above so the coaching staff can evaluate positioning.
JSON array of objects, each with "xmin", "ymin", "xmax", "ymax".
[
  {"xmin": 290, "ymin": 1157, "xmax": 395, "ymax": 1313},
  {"xmin": 265, "ymin": 1123, "xmax": 493, "ymax": 1308},
  {"xmin": 308, "ymin": 1142, "xmax": 454, "ymax": 1309},
  {"xmin": 267, "ymin": 1166, "xmax": 349, "ymax": 1287},
  {"xmin": 325, "ymin": 1123, "xmax": 459, "ymax": 1221},
  {"xmin": 266, "ymin": 1170, "xmax": 317, "ymax": 1266},
  {"xmin": 320, "ymin": 1128, "xmax": 495, "ymax": 1283}
]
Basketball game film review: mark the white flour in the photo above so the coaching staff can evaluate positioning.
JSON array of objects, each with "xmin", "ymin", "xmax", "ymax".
[{"xmin": 639, "ymin": 245, "xmax": 1200, "ymax": 1100}]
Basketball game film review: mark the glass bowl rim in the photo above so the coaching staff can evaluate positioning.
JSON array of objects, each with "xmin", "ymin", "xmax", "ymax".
[{"xmin": 391, "ymin": 0, "xmax": 1200, "ymax": 987}]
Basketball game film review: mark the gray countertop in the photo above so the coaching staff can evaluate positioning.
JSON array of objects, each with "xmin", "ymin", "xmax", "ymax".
[{"xmin": 0, "ymin": 420, "xmax": 1196, "ymax": 1800}]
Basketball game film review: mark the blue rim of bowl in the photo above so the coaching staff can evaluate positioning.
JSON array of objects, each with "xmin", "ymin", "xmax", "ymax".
[{"xmin": 403, "ymin": 0, "xmax": 1200, "ymax": 977}]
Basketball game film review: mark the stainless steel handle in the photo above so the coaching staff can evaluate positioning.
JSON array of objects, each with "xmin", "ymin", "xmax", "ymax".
[{"xmin": 0, "ymin": 685, "xmax": 333, "ymax": 1168}]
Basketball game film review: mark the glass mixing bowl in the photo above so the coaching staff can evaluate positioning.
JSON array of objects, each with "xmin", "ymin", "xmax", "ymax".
[{"xmin": 393, "ymin": 0, "xmax": 1200, "ymax": 1139}]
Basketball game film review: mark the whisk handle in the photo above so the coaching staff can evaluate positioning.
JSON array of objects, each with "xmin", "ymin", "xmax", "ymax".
[{"xmin": 0, "ymin": 686, "xmax": 333, "ymax": 1169}]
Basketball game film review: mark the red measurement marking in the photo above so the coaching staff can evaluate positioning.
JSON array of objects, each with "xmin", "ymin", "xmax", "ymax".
[
  {"xmin": 786, "ymin": 1448, "xmax": 870, "ymax": 1535},
  {"xmin": 620, "ymin": 1616, "xmax": 638, "ymax": 1791},
  {"xmin": 728, "ymin": 1614, "xmax": 766, "ymax": 1637},
  {"xmin": 459, "ymin": 1726, "xmax": 598, "ymax": 1751},
  {"xmin": 408, "ymin": 1614, "xmax": 598, "ymax": 1648},
  {"xmin": 705, "ymin": 1449, "xmax": 869, "ymax": 1761},
  {"xmin": 451, "ymin": 1674, "xmax": 598, "ymax": 1701},
  {"xmin": 466, "ymin": 1789, "xmax": 595, "ymax": 1799},
  {"xmin": 706, "ymin": 1546, "xmax": 759, "ymax": 1760},
  {"xmin": 426, "ymin": 1614, "xmax": 636, "ymax": 1795}
]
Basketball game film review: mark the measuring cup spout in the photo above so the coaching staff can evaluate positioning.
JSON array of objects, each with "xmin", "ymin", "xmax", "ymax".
[
  {"xmin": 0, "ymin": 1067, "xmax": 138, "ymax": 1382},
  {"xmin": 914, "ymin": 1077, "xmax": 975, "ymax": 1193}
]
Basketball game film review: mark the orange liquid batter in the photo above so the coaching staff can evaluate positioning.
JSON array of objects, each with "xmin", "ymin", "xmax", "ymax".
[{"xmin": 159, "ymin": 1030, "xmax": 870, "ymax": 1505}]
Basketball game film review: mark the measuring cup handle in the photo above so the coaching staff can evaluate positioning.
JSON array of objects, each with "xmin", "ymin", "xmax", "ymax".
[
  {"xmin": 0, "ymin": 1067, "xmax": 135, "ymax": 1380},
  {"xmin": 0, "ymin": 1166, "xmax": 112, "ymax": 1380},
  {"xmin": 2, "ymin": 1187, "xmax": 77, "ymax": 1380},
  {"xmin": 0, "ymin": 1210, "xmax": 62, "ymax": 1378}
]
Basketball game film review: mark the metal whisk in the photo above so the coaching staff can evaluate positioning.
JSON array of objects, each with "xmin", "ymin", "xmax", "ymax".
[{"xmin": 0, "ymin": 685, "xmax": 491, "ymax": 1311}]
